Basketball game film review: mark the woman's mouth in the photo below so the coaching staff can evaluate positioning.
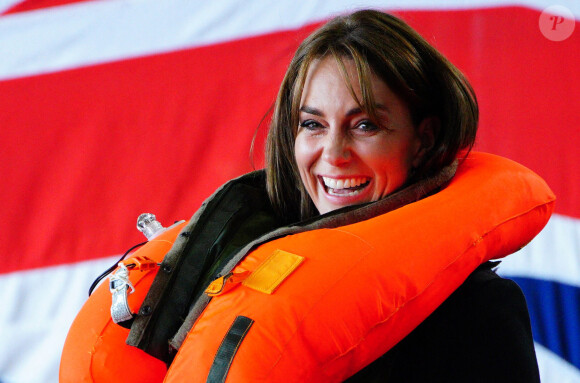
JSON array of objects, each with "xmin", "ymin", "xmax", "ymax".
[{"xmin": 321, "ymin": 176, "xmax": 371, "ymax": 196}]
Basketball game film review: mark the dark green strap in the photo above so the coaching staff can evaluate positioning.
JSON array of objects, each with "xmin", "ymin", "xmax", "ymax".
[{"xmin": 207, "ymin": 316, "xmax": 254, "ymax": 383}]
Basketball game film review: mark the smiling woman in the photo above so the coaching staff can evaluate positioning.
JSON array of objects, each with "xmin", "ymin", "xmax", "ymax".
[
  {"xmin": 266, "ymin": 10, "xmax": 478, "ymax": 220},
  {"xmin": 294, "ymin": 56, "xmax": 427, "ymax": 214},
  {"xmin": 60, "ymin": 9, "xmax": 553, "ymax": 383}
]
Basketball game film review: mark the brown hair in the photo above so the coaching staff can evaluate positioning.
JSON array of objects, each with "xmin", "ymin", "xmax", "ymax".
[{"xmin": 266, "ymin": 10, "xmax": 478, "ymax": 221}]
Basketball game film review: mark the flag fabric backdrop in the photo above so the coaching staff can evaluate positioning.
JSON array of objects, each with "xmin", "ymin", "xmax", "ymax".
[{"xmin": 0, "ymin": 0, "xmax": 578, "ymax": 382}]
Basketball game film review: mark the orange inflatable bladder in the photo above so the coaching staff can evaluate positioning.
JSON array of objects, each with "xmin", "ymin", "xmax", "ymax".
[{"xmin": 59, "ymin": 221, "xmax": 186, "ymax": 383}]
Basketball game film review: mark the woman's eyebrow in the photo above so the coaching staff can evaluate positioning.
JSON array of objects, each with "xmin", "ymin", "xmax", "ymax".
[
  {"xmin": 345, "ymin": 104, "xmax": 388, "ymax": 117},
  {"xmin": 299, "ymin": 104, "xmax": 389, "ymax": 117},
  {"xmin": 299, "ymin": 105, "xmax": 323, "ymax": 116}
]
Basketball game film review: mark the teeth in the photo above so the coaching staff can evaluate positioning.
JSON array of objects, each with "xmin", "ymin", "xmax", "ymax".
[
  {"xmin": 322, "ymin": 176, "xmax": 368, "ymax": 190},
  {"xmin": 327, "ymin": 188, "xmax": 364, "ymax": 197}
]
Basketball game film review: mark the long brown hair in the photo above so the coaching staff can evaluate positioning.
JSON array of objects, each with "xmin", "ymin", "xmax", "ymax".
[{"xmin": 266, "ymin": 10, "xmax": 478, "ymax": 221}]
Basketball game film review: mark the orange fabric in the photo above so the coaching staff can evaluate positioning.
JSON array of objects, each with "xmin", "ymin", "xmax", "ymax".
[
  {"xmin": 60, "ymin": 153, "xmax": 555, "ymax": 383},
  {"xmin": 59, "ymin": 222, "xmax": 186, "ymax": 383}
]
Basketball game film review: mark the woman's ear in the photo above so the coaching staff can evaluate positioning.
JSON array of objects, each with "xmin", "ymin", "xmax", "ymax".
[{"xmin": 412, "ymin": 116, "xmax": 438, "ymax": 168}]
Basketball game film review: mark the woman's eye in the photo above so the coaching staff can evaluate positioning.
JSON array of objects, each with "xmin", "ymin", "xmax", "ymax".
[
  {"xmin": 299, "ymin": 120, "xmax": 322, "ymax": 130},
  {"xmin": 354, "ymin": 120, "xmax": 380, "ymax": 133}
]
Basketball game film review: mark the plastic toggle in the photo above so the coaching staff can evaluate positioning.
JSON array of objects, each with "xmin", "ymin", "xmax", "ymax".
[
  {"xmin": 205, "ymin": 270, "xmax": 251, "ymax": 296},
  {"xmin": 121, "ymin": 255, "xmax": 159, "ymax": 271}
]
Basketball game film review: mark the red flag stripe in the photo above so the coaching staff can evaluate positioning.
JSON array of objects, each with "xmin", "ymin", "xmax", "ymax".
[{"xmin": 1, "ymin": 7, "xmax": 578, "ymax": 275}]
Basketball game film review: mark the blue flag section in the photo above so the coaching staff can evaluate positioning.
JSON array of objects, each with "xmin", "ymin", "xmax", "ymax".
[{"xmin": 514, "ymin": 277, "xmax": 580, "ymax": 372}]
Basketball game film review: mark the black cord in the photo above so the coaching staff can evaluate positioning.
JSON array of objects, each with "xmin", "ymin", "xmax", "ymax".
[{"xmin": 88, "ymin": 241, "xmax": 148, "ymax": 297}]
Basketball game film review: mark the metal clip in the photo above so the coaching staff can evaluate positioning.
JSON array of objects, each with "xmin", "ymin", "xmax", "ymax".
[{"xmin": 109, "ymin": 263, "xmax": 136, "ymax": 324}]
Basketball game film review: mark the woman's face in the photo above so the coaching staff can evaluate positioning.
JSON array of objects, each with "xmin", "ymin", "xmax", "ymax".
[{"xmin": 294, "ymin": 56, "xmax": 426, "ymax": 215}]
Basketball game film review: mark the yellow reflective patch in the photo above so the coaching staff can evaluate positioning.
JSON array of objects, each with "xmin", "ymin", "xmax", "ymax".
[{"xmin": 242, "ymin": 250, "xmax": 304, "ymax": 294}]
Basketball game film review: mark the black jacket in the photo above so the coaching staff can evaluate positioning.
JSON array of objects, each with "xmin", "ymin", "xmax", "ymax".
[{"xmin": 347, "ymin": 262, "xmax": 540, "ymax": 382}]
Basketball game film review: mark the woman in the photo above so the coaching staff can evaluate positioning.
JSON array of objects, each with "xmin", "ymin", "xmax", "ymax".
[
  {"xmin": 60, "ymin": 9, "xmax": 552, "ymax": 383},
  {"xmin": 265, "ymin": 10, "xmax": 540, "ymax": 381}
]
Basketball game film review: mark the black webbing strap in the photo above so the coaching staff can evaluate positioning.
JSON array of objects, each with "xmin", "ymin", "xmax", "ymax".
[{"xmin": 206, "ymin": 316, "xmax": 254, "ymax": 383}]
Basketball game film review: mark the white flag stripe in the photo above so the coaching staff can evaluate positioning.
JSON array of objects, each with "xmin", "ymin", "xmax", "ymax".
[
  {"xmin": 0, "ymin": 255, "xmax": 118, "ymax": 383},
  {"xmin": 498, "ymin": 213, "xmax": 580, "ymax": 288},
  {"xmin": 0, "ymin": 0, "xmax": 578, "ymax": 81},
  {"xmin": 535, "ymin": 343, "xmax": 580, "ymax": 383}
]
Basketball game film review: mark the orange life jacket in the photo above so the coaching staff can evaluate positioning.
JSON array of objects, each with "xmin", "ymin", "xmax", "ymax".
[{"xmin": 60, "ymin": 152, "xmax": 555, "ymax": 382}]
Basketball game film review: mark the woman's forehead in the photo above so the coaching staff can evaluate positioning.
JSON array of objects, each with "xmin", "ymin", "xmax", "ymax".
[{"xmin": 300, "ymin": 56, "xmax": 386, "ymax": 103}]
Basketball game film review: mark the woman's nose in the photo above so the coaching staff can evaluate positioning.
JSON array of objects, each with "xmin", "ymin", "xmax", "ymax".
[{"xmin": 322, "ymin": 132, "xmax": 351, "ymax": 166}]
